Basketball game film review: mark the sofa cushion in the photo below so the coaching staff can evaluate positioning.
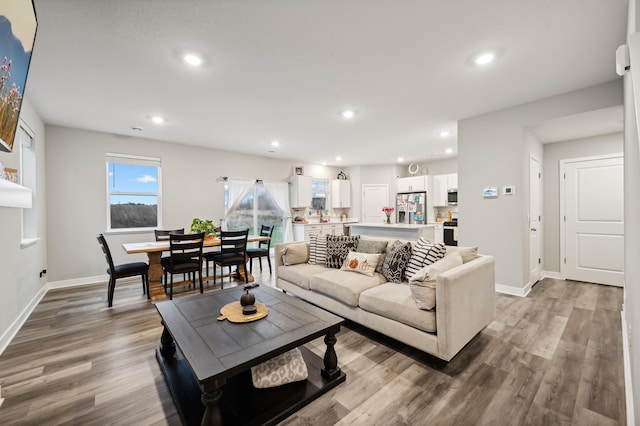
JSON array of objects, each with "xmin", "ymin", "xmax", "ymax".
[
  {"xmin": 282, "ymin": 242, "xmax": 309, "ymax": 266},
  {"xmin": 278, "ymin": 263, "xmax": 332, "ymax": 290},
  {"xmin": 308, "ymin": 233, "xmax": 328, "ymax": 265},
  {"xmin": 359, "ymin": 283, "xmax": 436, "ymax": 333},
  {"xmin": 309, "ymin": 269, "xmax": 385, "ymax": 307},
  {"xmin": 340, "ymin": 251, "xmax": 381, "ymax": 277},
  {"xmin": 445, "ymin": 245, "xmax": 478, "ymax": 263},
  {"xmin": 382, "ymin": 240, "xmax": 412, "ymax": 283},
  {"xmin": 356, "ymin": 237, "xmax": 388, "ymax": 274},
  {"xmin": 408, "ymin": 251, "xmax": 463, "ymax": 310},
  {"xmin": 405, "ymin": 238, "xmax": 446, "ymax": 278},
  {"xmin": 325, "ymin": 235, "xmax": 361, "ymax": 269}
]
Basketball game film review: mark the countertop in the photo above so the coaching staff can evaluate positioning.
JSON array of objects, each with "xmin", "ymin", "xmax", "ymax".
[{"xmin": 347, "ymin": 222, "xmax": 435, "ymax": 229}]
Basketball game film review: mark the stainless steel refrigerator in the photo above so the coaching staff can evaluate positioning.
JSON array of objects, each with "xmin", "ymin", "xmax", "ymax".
[{"xmin": 396, "ymin": 191, "xmax": 427, "ymax": 224}]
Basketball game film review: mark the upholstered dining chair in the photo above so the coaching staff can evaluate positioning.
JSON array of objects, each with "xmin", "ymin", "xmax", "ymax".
[
  {"xmin": 155, "ymin": 228, "xmax": 185, "ymax": 287},
  {"xmin": 97, "ymin": 233, "xmax": 149, "ymax": 307},
  {"xmin": 205, "ymin": 229, "xmax": 249, "ymax": 288},
  {"xmin": 164, "ymin": 232, "xmax": 205, "ymax": 300},
  {"xmin": 247, "ymin": 224, "xmax": 275, "ymax": 274}
]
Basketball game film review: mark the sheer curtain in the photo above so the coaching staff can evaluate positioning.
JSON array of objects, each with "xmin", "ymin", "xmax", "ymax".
[
  {"xmin": 264, "ymin": 181, "xmax": 293, "ymax": 242},
  {"xmin": 223, "ymin": 180, "xmax": 253, "ymax": 230}
]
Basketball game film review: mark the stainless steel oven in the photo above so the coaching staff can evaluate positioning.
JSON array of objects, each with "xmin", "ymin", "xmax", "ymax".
[
  {"xmin": 443, "ymin": 220, "xmax": 457, "ymax": 246},
  {"xmin": 447, "ymin": 190, "xmax": 457, "ymax": 205}
]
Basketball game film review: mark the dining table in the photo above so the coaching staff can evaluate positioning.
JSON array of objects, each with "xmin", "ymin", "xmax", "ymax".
[{"xmin": 122, "ymin": 235, "xmax": 271, "ymax": 301}]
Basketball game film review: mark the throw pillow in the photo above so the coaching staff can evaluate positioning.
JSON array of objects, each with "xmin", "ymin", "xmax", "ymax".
[
  {"xmin": 409, "ymin": 251, "xmax": 463, "ymax": 310},
  {"xmin": 308, "ymin": 233, "xmax": 328, "ymax": 265},
  {"xmin": 356, "ymin": 238, "xmax": 388, "ymax": 274},
  {"xmin": 282, "ymin": 242, "xmax": 309, "ymax": 266},
  {"xmin": 405, "ymin": 238, "xmax": 446, "ymax": 278},
  {"xmin": 325, "ymin": 235, "xmax": 361, "ymax": 269},
  {"xmin": 382, "ymin": 240, "xmax": 412, "ymax": 283},
  {"xmin": 250, "ymin": 347, "xmax": 309, "ymax": 389},
  {"xmin": 446, "ymin": 245, "xmax": 479, "ymax": 263},
  {"xmin": 340, "ymin": 251, "xmax": 381, "ymax": 277}
]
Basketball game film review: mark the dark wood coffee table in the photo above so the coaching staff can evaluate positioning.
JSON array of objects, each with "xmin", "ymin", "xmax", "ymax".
[{"xmin": 155, "ymin": 284, "xmax": 346, "ymax": 425}]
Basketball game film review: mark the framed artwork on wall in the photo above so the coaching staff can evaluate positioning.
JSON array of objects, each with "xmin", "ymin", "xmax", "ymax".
[{"xmin": 294, "ymin": 166, "xmax": 303, "ymax": 175}]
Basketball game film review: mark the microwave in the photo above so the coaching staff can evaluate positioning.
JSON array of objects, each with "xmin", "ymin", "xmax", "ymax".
[{"xmin": 447, "ymin": 189, "xmax": 457, "ymax": 205}]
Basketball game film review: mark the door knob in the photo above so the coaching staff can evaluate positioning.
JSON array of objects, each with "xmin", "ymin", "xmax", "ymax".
[{"xmin": 531, "ymin": 228, "xmax": 537, "ymax": 231}]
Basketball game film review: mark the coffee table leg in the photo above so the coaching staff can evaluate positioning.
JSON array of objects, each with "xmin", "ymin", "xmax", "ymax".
[
  {"xmin": 201, "ymin": 382, "xmax": 224, "ymax": 426},
  {"xmin": 321, "ymin": 329, "xmax": 342, "ymax": 381},
  {"xmin": 159, "ymin": 322, "xmax": 176, "ymax": 358}
]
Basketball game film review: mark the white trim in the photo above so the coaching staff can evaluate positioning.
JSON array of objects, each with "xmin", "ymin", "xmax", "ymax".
[
  {"xmin": 0, "ymin": 284, "xmax": 47, "ymax": 356},
  {"xmin": 47, "ymin": 274, "xmax": 110, "ymax": 289},
  {"xmin": 20, "ymin": 237, "xmax": 40, "ymax": 249},
  {"xmin": 621, "ymin": 310, "xmax": 635, "ymax": 426},
  {"xmin": 542, "ymin": 270, "xmax": 561, "ymax": 279},
  {"xmin": 495, "ymin": 282, "xmax": 532, "ymax": 297}
]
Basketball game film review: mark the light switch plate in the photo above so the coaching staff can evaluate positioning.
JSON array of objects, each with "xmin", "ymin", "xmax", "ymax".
[{"xmin": 503, "ymin": 186, "xmax": 516, "ymax": 195}]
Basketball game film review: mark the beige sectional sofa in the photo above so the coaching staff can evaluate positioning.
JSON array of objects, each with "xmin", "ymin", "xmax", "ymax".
[{"xmin": 274, "ymin": 236, "xmax": 495, "ymax": 362}]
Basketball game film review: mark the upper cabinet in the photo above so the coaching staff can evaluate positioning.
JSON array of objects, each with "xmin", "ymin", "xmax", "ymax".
[
  {"xmin": 290, "ymin": 175, "xmax": 313, "ymax": 208},
  {"xmin": 397, "ymin": 176, "xmax": 427, "ymax": 193},
  {"xmin": 331, "ymin": 179, "xmax": 351, "ymax": 208},
  {"xmin": 431, "ymin": 173, "xmax": 458, "ymax": 207}
]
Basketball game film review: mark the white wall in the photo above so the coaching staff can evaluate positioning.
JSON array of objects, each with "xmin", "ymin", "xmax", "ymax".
[
  {"xmin": 542, "ymin": 133, "xmax": 623, "ymax": 273},
  {"xmin": 458, "ymin": 80, "xmax": 623, "ymax": 293},
  {"xmin": 0, "ymin": 99, "xmax": 47, "ymax": 350},
  {"xmin": 44, "ymin": 125, "xmax": 341, "ymax": 283}
]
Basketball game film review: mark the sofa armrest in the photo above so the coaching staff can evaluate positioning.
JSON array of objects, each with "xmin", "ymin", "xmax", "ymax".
[{"xmin": 435, "ymin": 255, "xmax": 495, "ymax": 361}]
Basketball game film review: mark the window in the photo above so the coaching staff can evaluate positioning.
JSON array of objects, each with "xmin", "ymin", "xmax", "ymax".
[
  {"xmin": 224, "ymin": 182, "xmax": 285, "ymax": 247},
  {"xmin": 311, "ymin": 178, "xmax": 328, "ymax": 212},
  {"xmin": 19, "ymin": 121, "xmax": 37, "ymax": 243},
  {"xmin": 106, "ymin": 153, "xmax": 161, "ymax": 231}
]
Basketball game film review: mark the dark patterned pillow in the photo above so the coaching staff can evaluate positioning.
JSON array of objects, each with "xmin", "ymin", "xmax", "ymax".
[
  {"xmin": 405, "ymin": 238, "xmax": 446, "ymax": 278},
  {"xmin": 356, "ymin": 238, "xmax": 388, "ymax": 274},
  {"xmin": 308, "ymin": 233, "xmax": 328, "ymax": 265},
  {"xmin": 325, "ymin": 235, "xmax": 361, "ymax": 269},
  {"xmin": 382, "ymin": 240, "xmax": 413, "ymax": 283}
]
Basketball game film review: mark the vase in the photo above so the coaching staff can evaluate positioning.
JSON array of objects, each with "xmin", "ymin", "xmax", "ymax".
[{"xmin": 385, "ymin": 214, "xmax": 391, "ymax": 224}]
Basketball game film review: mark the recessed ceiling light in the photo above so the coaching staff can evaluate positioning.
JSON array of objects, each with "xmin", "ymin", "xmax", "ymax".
[
  {"xmin": 440, "ymin": 131, "xmax": 450, "ymax": 137},
  {"xmin": 184, "ymin": 53, "xmax": 203, "ymax": 66},
  {"xmin": 445, "ymin": 148, "xmax": 454, "ymax": 154},
  {"xmin": 151, "ymin": 116, "xmax": 165, "ymax": 124},
  {"xmin": 397, "ymin": 157, "xmax": 404, "ymax": 162},
  {"xmin": 271, "ymin": 140, "xmax": 280, "ymax": 147},
  {"xmin": 474, "ymin": 52, "xmax": 495, "ymax": 65},
  {"xmin": 341, "ymin": 110, "xmax": 356, "ymax": 120},
  {"xmin": 336, "ymin": 156, "xmax": 342, "ymax": 161}
]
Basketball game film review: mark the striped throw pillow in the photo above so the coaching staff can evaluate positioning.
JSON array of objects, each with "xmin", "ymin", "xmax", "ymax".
[
  {"xmin": 308, "ymin": 233, "xmax": 328, "ymax": 265},
  {"xmin": 405, "ymin": 238, "xmax": 446, "ymax": 278}
]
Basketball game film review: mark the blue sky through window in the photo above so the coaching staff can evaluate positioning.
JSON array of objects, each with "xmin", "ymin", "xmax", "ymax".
[{"xmin": 108, "ymin": 163, "xmax": 158, "ymax": 205}]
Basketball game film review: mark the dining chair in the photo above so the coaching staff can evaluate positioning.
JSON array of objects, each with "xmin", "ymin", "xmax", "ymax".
[
  {"xmin": 247, "ymin": 224, "xmax": 275, "ymax": 274},
  {"xmin": 97, "ymin": 233, "xmax": 149, "ymax": 307},
  {"xmin": 164, "ymin": 232, "xmax": 205, "ymax": 300},
  {"xmin": 155, "ymin": 228, "xmax": 185, "ymax": 287},
  {"xmin": 205, "ymin": 229, "xmax": 249, "ymax": 288}
]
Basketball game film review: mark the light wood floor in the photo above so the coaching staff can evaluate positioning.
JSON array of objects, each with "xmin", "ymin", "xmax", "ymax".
[{"xmin": 0, "ymin": 263, "xmax": 626, "ymax": 425}]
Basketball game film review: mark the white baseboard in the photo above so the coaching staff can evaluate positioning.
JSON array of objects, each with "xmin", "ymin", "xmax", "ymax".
[
  {"xmin": 0, "ymin": 284, "xmax": 48, "ymax": 356},
  {"xmin": 495, "ymin": 282, "xmax": 532, "ymax": 297},
  {"xmin": 542, "ymin": 270, "xmax": 561, "ymax": 279},
  {"xmin": 47, "ymin": 274, "xmax": 109, "ymax": 289},
  {"xmin": 621, "ymin": 311, "xmax": 635, "ymax": 426}
]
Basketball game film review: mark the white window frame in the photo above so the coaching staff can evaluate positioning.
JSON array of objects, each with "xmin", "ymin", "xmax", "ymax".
[
  {"xmin": 19, "ymin": 120, "xmax": 38, "ymax": 247},
  {"xmin": 105, "ymin": 153, "xmax": 162, "ymax": 233}
]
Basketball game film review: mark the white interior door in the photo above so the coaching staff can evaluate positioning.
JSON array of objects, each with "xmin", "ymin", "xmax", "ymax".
[
  {"xmin": 529, "ymin": 156, "xmax": 541, "ymax": 285},
  {"xmin": 562, "ymin": 155, "xmax": 624, "ymax": 286},
  {"xmin": 362, "ymin": 184, "xmax": 388, "ymax": 223}
]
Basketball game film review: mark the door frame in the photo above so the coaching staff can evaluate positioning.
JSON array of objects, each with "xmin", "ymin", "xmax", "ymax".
[
  {"xmin": 559, "ymin": 153, "xmax": 624, "ymax": 282},
  {"xmin": 529, "ymin": 154, "xmax": 542, "ymax": 286}
]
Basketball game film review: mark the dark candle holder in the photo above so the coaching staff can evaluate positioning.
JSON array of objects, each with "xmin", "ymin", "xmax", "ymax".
[{"xmin": 240, "ymin": 289, "xmax": 257, "ymax": 315}]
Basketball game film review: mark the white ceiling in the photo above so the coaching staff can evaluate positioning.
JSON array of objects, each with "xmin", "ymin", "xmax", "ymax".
[{"xmin": 25, "ymin": 0, "xmax": 627, "ymax": 166}]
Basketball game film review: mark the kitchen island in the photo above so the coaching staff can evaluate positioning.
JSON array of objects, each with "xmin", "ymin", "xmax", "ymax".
[{"xmin": 347, "ymin": 222, "xmax": 435, "ymax": 241}]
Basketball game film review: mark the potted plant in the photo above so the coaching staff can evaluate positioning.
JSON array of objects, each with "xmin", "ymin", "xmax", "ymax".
[{"xmin": 190, "ymin": 218, "xmax": 217, "ymax": 239}]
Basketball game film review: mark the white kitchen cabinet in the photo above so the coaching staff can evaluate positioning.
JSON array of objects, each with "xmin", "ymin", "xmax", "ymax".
[
  {"xmin": 290, "ymin": 175, "xmax": 313, "ymax": 208},
  {"xmin": 331, "ymin": 179, "xmax": 351, "ymax": 208},
  {"xmin": 433, "ymin": 223, "xmax": 444, "ymax": 244},
  {"xmin": 431, "ymin": 173, "xmax": 458, "ymax": 207},
  {"xmin": 293, "ymin": 222, "xmax": 346, "ymax": 241},
  {"xmin": 397, "ymin": 176, "xmax": 426, "ymax": 192}
]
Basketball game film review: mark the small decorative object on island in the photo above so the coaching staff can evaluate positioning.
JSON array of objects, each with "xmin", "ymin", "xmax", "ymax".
[
  {"xmin": 190, "ymin": 218, "xmax": 217, "ymax": 240},
  {"xmin": 382, "ymin": 206, "xmax": 395, "ymax": 224},
  {"xmin": 240, "ymin": 286, "xmax": 258, "ymax": 315}
]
